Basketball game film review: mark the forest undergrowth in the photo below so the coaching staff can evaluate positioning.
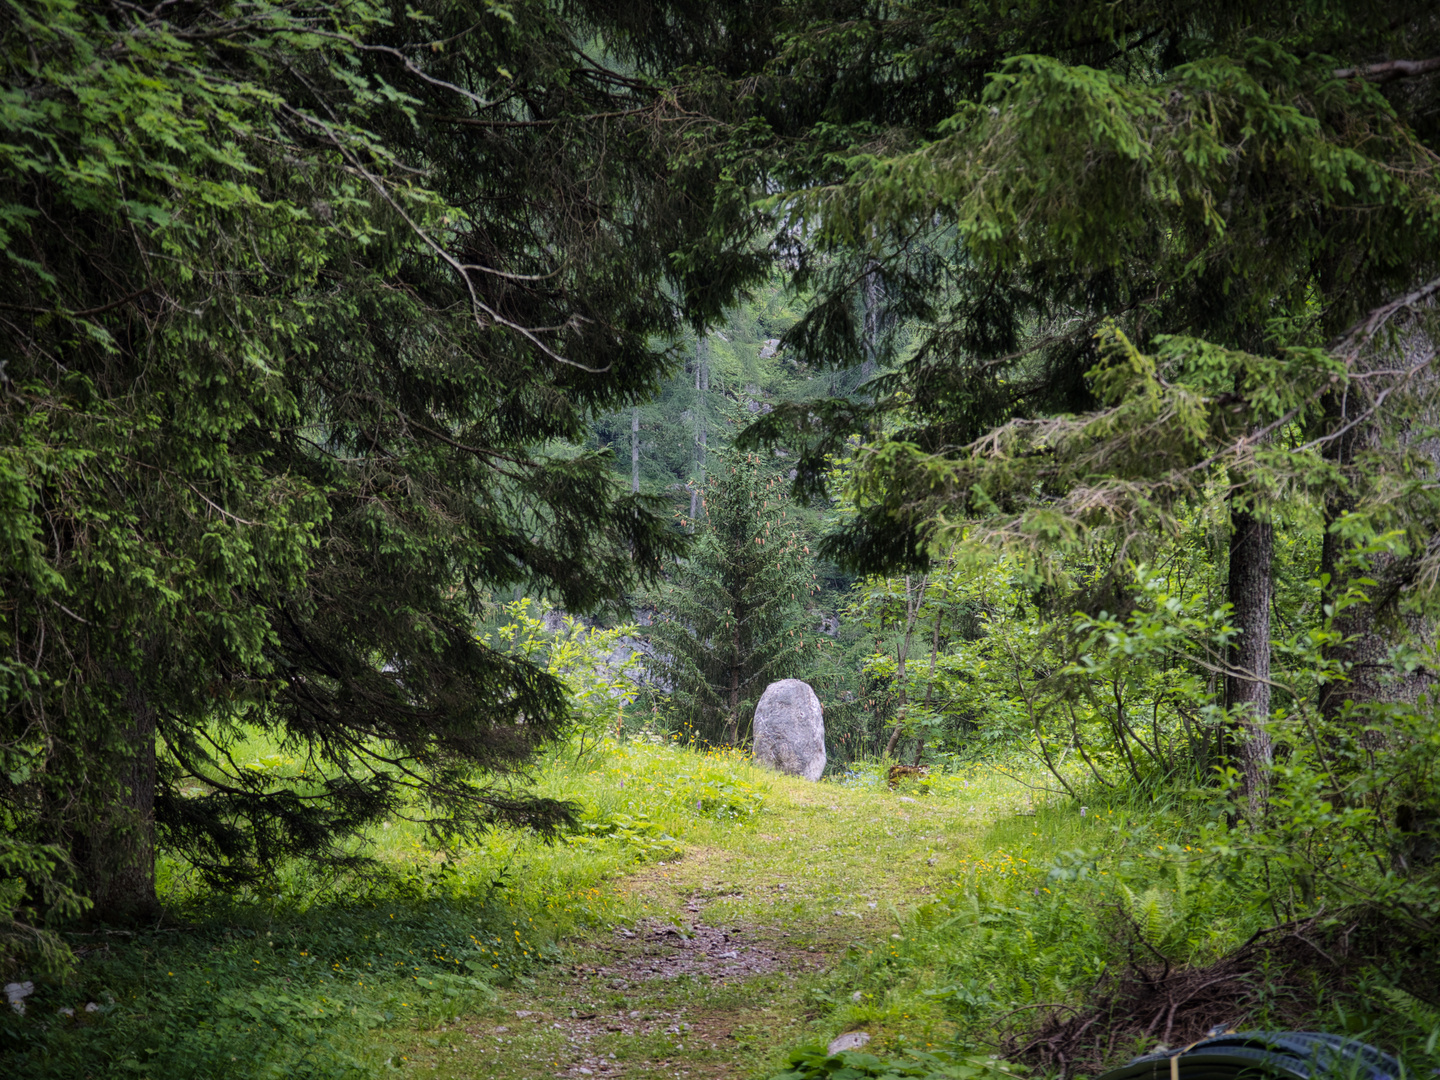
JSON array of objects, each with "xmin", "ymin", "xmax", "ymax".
[{"xmin": 7, "ymin": 736, "xmax": 1440, "ymax": 1080}]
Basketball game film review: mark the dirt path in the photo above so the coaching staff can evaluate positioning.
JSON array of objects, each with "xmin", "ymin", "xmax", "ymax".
[{"xmin": 397, "ymin": 772, "xmax": 1025, "ymax": 1078}]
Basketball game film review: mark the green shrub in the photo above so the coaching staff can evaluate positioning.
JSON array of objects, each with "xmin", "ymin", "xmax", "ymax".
[{"xmin": 566, "ymin": 811, "xmax": 683, "ymax": 861}]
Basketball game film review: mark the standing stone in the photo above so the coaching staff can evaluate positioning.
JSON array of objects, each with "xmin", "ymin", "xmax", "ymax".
[{"xmin": 752, "ymin": 679, "xmax": 826, "ymax": 781}]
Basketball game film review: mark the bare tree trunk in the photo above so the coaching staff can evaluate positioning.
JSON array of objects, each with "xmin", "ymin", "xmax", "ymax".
[
  {"xmin": 860, "ymin": 261, "xmax": 881, "ymax": 390},
  {"xmin": 698, "ymin": 341, "xmax": 709, "ymax": 482},
  {"xmin": 1225, "ymin": 504, "xmax": 1273, "ymax": 818},
  {"xmin": 690, "ymin": 340, "xmax": 709, "ymax": 525},
  {"xmin": 913, "ymin": 608, "xmax": 945, "ymax": 766},
  {"xmin": 631, "ymin": 406, "xmax": 640, "ymax": 494},
  {"xmin": 1316, "ymin": 308, "xmax": 1439, "ymax": 864},
  {"xmin": 1319, "ymin": 360, "xmax": 1434, "ymax": 731},
  {"xmin": 1317, "ymin": 334, "xmax": 1436, "ymax": 729},
  {"xmin": 725, "ymin": 617, "xmax": 741, "ymax": 746},
  {"xmin": 883, "ymin": 574, "xmax": 926, "ymax": 759}
]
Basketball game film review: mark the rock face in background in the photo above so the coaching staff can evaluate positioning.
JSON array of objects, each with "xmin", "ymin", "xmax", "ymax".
[{"xmin": 752, "ymin": 679, "xmax": 826, "ymax": 781}]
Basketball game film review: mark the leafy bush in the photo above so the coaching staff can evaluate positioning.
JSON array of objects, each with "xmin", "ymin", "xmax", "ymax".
[
  {"xmin": 672, "ymin": 769, "xmax": 768, "ymax": 820},
  {"xmin": 566, "ymin": 811, "xmax": 683, "ymax": 862},
  {"xmin": 482, "ymin": 599, "xmax": 643, "ymax": 753}
]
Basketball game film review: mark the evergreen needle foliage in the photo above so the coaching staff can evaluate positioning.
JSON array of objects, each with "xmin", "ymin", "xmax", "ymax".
[
  {"xmin": 733, "ymin": 1, "xmax": 1440, "ymax": 581},
  {"xmin": 6, "ymin": 4, "xmax": 1440, "ymax": 1070},
  {"xmin": 0, "ymin": 0, "xmax": 766, "ymax": 949},
  {"xmin": 649, "ymin": 446, "xmax": 823, "ymax": 747}
]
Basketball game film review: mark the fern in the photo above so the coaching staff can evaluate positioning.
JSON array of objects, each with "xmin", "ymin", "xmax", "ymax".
[
  {"xmin": 1120, "ymin": 883, "xmax": 1173, "ymax": 947},
  {"xmin": 1376, "ymin": 985, "xmax": 1440, "ymax": 1035},
  {"xmin": 1140, "ymin": 888, "xmax": 1168, "ymax": 944},
  {"xmin": 1119, "ymin": 883, "xmax": 1137, "ymax": 916}
]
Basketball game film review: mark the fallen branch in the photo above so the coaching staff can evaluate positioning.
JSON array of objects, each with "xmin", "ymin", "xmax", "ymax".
[{"xmin": 1333, "ymin": 57, "xmax": 1440, "ymax": 83}]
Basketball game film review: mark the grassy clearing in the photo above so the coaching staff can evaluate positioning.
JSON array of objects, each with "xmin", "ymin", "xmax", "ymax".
[
  {"xmin": 381, "ymin": 742, "xmax": 1067, "ymax": 1079},
  {"xmin": 5, "ymin": 739, "xmax": 1044, "ymax": 1078},
  {"xmin": 9, "ymin": 739, "xmax": 1437, "ymax": 1079}
]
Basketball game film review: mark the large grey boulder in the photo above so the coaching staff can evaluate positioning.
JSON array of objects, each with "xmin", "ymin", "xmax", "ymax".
[{"xmin": 752, "ymin": 679, "xmax": 826, "ymax": 781}]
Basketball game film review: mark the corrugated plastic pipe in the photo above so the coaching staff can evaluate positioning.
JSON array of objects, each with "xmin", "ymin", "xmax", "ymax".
[{"xmin": 1095, "ymin": 1032, "xmax": 1402, "ymax": 1080}]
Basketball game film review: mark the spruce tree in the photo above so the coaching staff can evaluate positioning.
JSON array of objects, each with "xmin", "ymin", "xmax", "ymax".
[
  {"xmin": 649, "ymin": 447, "xmax": 820, "ymax": 747},
  {"xmin": 724, "ymin": 0, "xmax": 1440, "ymax": 810},
  {"xmin": 0, "ymin": 0, "xmax": 767, "ymax": 930}
]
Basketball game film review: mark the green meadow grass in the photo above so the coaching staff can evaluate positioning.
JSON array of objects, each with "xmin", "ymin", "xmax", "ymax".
[
  {"xmin": 8, "ymin": 736, "xmax": 1434, "ymax": 1080},
  {"xmin": 3, "ymin": 737, "xmax": 782, "ymax": 1079}
]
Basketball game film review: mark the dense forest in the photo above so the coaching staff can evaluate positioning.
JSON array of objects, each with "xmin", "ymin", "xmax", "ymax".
[{"xmin": 3, "ymin": 2, "xmax": 1440, "ymax": 1078}]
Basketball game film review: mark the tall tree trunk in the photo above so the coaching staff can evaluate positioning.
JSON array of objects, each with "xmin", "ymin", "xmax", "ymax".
[
  {"xmin": 1315, "ymin": 308, "xmax": 1440, "ymax": 865},
  {"xmin": 1225, "ymin": 504, "xmax": 1273, "ymax": 818},
  {"xmin": 1316, "ymin": 372, "xmax": 1436, "ymax": 727},
  {"xmin": 913, "ymin": 608, "xmax": 945, "ymax": 766},
  {"xmin": 1318, "ymin": 361, "xmax": 1366, "ymax": 728},
  {"xmin": 631, "ymin": 406, "xmax": 640, "ymax": 494},
  {"xmin": 77, "ymin": 669, "xmax": 160, "ymax": 923},
  {"xmin": 690, "ymin": 339, "xmax": 709, "ymax": 525},
  {"xmin": 860, "ymin": 261, "xmax": 881, "ymax": 390},
  {"xmin": 1316, "ymin": 337, "xmax": 1436, "ymax": 871},
  {"xmin": 698, "ymin": 340, "xmax": 709, "ymax": 482},
  {"xmin": 725, "ymin": 616, "xmax": 741, "ymax": 746},
  {"xmin": 883, "ymin": 574, "xmax": 926, "ymax": 759}
]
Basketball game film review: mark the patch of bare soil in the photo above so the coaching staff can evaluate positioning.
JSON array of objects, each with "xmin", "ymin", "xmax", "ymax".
[
  {"xmin": 598, "ymin": 917, "xmax": 784, "ymax": 986},
  {"xmin": 544, "ymin": 893, "xmax": 832, "ymax": 1078}
]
